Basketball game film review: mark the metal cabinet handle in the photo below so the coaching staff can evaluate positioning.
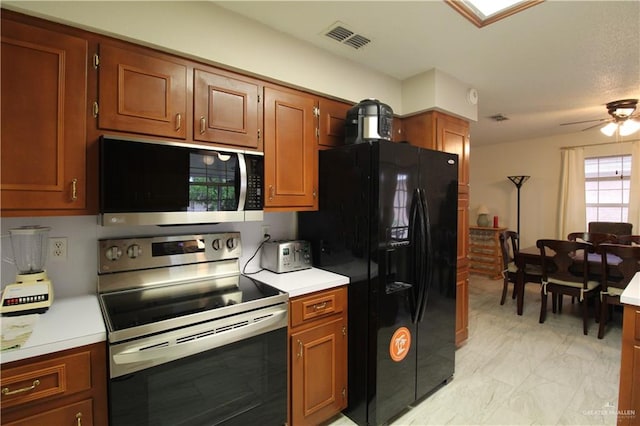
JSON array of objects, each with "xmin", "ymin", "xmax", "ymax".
[
  {"xmin": 313, "ymin": 187, "xmax": 317, "ymax": 198},
  {"xmin": 71, "ymin": 178, "xmax": 78, "ymax": 201},
  {"xmin": 76, "ymin": 412, "xmax": 83, "ymax": 426},
  {"xmin": 176, "ymin": 113, "xmax": 182, "ymax": 131},
  {"xmin": 269, "ymin": 185, "xmax": 275, "ymax": 201},
  {"xmin": 200, "ymin": 116, "xmax": 206, "ymax": 134},
  {"xmin": 313, "ymin": 301, "xmax": 327, "ymax": 311},
  {"xmin": 297, "ymin": 340, "xmax": 303, "ymax": 359},
  {"xmin": 2, "ymin": 379, "xmax": 40, "ymax": 396}
]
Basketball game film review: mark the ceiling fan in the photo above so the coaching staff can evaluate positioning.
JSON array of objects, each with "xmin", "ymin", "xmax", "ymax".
[{"xmin": 560, "ymin": 99, "xmax": 640, "ymax": 136}]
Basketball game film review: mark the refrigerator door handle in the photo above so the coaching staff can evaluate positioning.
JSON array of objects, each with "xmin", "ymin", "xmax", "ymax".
[
  {"xmin": 414, "ymin": 189, "xmax": 428, "ymax": 324},
  {"xmin": 409, "ymin": 188, "xmax": 423, "ymax": 323},
  {"xmin": 417, "ymin": 188, "xmax": 433, "ymax": 322}
]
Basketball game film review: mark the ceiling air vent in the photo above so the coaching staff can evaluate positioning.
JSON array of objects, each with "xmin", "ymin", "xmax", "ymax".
[
  {"xmin": 490, "ymin": 113, "xmax": 509, "ymax": 122},
  {"xmin": 324, "ymin": 22, "xmax": 371, "ymax": 50}
]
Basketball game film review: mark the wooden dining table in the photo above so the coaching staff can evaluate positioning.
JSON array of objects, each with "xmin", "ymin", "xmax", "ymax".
[{"xmin": 514, "ymin": 245, "xmax": 621, "ymax": 315}]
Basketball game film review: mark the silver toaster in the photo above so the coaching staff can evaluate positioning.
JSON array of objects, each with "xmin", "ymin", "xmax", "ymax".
[{"xmin": 261, "ymin": 240, "xmax": 312, "ymax": 273}]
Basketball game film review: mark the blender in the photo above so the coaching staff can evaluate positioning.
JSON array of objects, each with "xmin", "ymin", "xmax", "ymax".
[{"xmin": 1, "ymin": 226, "xmax": 54, "ymax": 315}]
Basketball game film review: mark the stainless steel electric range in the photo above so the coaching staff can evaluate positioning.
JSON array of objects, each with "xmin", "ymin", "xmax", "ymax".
[{"xmin": 97, "ymin": 232, "xmax": 288, "ymax": 426}]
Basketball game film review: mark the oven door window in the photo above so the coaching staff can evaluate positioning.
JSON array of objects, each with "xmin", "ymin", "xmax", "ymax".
[{"xmin": 109, "ymin": 328, "xmax": 286, "ymax": 426}]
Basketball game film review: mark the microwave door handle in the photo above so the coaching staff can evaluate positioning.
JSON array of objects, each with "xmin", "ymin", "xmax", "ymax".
[{"xmin": 237, "ymin": 153, "xmax": 248, "ymax": 211}]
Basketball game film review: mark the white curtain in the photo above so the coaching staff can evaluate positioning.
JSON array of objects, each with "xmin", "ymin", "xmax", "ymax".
[
  {"xmin": 628, "ymin": 140, "xmax": 640, "ymax": 232},
  {"xmin": 557, "ymin": 147, "xmax": 586, "ymax": 239}
]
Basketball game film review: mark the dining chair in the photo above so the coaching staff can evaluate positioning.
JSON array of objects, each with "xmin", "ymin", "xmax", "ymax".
[
  {"xmin": 499, "ymin": 230, "xmax": 542, "ymax": 305},
  {"xmin": 567, "ymin": 232, "xmax": 618, "ymax": 246},
  {"xmin": 588, "ymin": 221, "xmax": 633, "ymax": 237},
  {"xmin": 536, "ymin": 239, "xmax": 601, "ymax": 335},
  {"xmin": 618, "ymin": 235, "xmax": 640, "ymax": 246},
  {"xmin": 597, "ymin": 243, "xmax": 640, "ymax": 339}
]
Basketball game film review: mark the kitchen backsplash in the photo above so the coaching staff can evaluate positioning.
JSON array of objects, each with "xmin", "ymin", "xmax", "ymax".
[{"xmin": 1, "ymin": 213, "xmax": 297, "ymax": 299}]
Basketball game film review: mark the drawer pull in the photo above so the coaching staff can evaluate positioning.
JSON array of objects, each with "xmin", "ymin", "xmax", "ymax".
[
  {"xmin": 297, "ymin": 340, "xmax": 303, "ymax": 359},
  {"xmin": 200, "ymin": 116, "xmax": 206, "ymax": 134},
  {"xmin": 76, "ymin": 412, "xmax": 83, "ymax": 426},
  {"xmin": 2, "ymin": 379, "xmax": 40, "ymax": 396},
  {"xmin": 313, "ymin": 302, "xmax": 327, "ymax": 311},
  {"xmin": 176, "ymin": 113, "xmax": 182, "ymax": 131}
]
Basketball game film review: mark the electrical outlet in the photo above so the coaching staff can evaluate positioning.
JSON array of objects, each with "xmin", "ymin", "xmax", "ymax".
[
  {"xmin": 261, "ymin": 225, "xmax": 270, "ymax": 238},
  {"xmin": 49, "ymin": 237, "xmax": 68, "ymax": 261}
]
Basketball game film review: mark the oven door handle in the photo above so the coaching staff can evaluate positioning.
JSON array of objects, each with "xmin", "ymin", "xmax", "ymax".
[{"xmin": 112, "ymin": 308, "xmax": 287, "ymax": 366}]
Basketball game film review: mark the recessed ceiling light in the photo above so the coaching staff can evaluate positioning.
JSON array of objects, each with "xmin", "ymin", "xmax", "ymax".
[{"xmin": 445, "ymin": 0, "xmax": 544, "ymax": 28}]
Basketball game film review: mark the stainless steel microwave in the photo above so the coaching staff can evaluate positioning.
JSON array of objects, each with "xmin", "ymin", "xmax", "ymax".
[{"xmin": 99, "ymin": 136, "xmax": 263, "ymax": 226}]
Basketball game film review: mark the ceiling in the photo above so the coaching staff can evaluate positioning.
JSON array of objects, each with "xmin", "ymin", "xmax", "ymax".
[{"xmin": 214, "ymin": 1, "xmax": 640, "ymax": 146}]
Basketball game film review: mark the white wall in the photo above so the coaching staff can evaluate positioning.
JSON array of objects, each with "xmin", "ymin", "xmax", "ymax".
[
  {"xmin": 3, "ymin": 1, "xmax": 403, "ymax": 110},
  {"xmin": 1, "ymin": 213, "xmax": 297, "ymax": 298},
  {"xmin": 469, "ymin": 129, "xmax": 635, "ymax": 248}
]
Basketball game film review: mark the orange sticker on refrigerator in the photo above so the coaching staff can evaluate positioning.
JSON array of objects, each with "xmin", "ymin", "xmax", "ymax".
[{"xmin": 389, "ymin": 327, "xmax": 411, "ymax": 362}]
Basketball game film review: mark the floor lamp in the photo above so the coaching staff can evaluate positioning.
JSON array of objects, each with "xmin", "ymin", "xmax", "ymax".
[{"xmin": 508, "ymin": 175, "xmax": 530, "ymax": 237}]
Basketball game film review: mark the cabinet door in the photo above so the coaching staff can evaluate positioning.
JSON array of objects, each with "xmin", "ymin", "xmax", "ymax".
[
  {"xmin": 436, "ymin": 113, "xmax": 470, "ymax": 194},
  {"xmin": 5, "ymin": 399, "xmax": 93, "ymax": 426},
  {"xmin": 98, "ymin": 43, "xmax": 187, "ymax": 139},
  {"xmin": 318, "ymin": 98, "xmax": 350, "ymax": 148},
  {"xmin": 264, "ymin": 87, "xmax": 318, "ymax": 210},
  {"xmin": 291, "ymin": 316, "xmax": 347, "ymax": 426},
  {"xmin": 456, "ymin": 192, "xmax": 469, "ymax": 346},
  {"xmin": 194, "ymin": 68, "xmax": 261, "ymax": 149},
  {"xmin": 1, "ymin": 18, "xmax": 87, "ymax": 213},
  {"xmin": 400, "ymin": 113, "xmax": 436, "ymax": 149}
]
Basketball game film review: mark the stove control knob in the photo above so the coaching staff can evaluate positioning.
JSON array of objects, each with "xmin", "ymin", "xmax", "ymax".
[
  {"xmin": 127, "ymin": 244, "xmax": 142, "ymax": 259},
  {"xmin": 212, "ymin": 239, "xmax": 222, "ymax": 250},
  {"xmin": 226, "ymin": 237, "xmax": 237, "ymax": 250},
  {"xmin": 105, "ymin": 246, "xmax": 122, "ymax": 261}
]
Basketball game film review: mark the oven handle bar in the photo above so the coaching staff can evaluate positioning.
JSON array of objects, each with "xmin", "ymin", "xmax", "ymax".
[{"xmin": 112, "ymin": 308, "xmax": 287, "ymax": 366}]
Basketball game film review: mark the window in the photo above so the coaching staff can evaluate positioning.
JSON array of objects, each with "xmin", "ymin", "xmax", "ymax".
[{"xmin": 584, "ymin": 155, "xmax": 631, "ymax": 223}]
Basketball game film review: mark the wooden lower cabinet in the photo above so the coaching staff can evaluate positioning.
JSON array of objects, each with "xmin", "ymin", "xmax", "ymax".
[
  {"xmin": 618, "ymin": 305, "xmax": 640, "ymax": 426},
  {"xmin": 289, "ymin": 286, "xmax": 348, "ymax": 425},
  {"xmin": 0, "ymin": 342, "xmax": 108, "ymax": 426}
]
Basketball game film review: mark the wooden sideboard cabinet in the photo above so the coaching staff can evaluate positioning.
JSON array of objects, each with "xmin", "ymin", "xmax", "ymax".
[
  {"xmin": 1, "ymin": 342, "xmax": 108, "ymax": 426},
  {"xmin": 618, "ymin": 304, "xmax": 640, "ymax": 426},
  {"xmin": 289, "ymin": 286, "xmax": 348, "ymax": 425},
  {"xmin": 469, "ymin": 226, "xmax": 507, "ymax": 279}
]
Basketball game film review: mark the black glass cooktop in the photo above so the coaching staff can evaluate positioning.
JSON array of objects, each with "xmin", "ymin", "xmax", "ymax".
[{"xmin": 101, "ymin": 275, "xmax": 281, "ymax": 332}]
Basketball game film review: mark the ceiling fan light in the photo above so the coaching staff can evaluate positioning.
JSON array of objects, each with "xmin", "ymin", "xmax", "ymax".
[
  {"xmin": 619, "ymin": 119, "xmax": 640, "ymax": 136},
  {"xmin": 614, "ymin": 107, "xmax": 635, "ymax": 118},
  {"xmin": 600, "ymin": 122, "xmax": 618, "ymax": 136}
]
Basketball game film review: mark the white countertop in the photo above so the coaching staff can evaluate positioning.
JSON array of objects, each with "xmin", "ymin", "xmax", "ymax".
[
  {"xmin": 0, "ymin": 295, "xmax": 106, "ymax": 364},
  {"xmin": 249, "ymin": 267, "xmax": 349, "ymax": 297},
  {"xmin": 621, "ymin": 271, "xmax": 640, "ymax": 307}
]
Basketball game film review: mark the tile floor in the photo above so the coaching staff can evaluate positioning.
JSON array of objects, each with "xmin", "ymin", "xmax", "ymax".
[{"xmin": 327, "ymin": 275, "xmax": 623, "ymax": 426}]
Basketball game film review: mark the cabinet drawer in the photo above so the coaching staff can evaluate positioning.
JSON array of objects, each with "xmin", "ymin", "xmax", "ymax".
[
  {"xmin": 290, "ymin": 287, "xmax": 347, "ymax": 328},
  {"xmin": 1, "ymin": 351, "xmax": 91, "ymax": 408},
  {"xmin": 4, "ymin": 398, "xmax": 93, "ymax": 426}
]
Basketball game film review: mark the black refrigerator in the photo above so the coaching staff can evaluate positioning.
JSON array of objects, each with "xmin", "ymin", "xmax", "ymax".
[{"xmin": 298, "ymin": 140, "xmax": 457, "ymax": 426}]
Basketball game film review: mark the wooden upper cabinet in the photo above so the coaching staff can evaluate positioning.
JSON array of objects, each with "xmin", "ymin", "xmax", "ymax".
[
  {"xmin": 392, "ymin": 116, "xmax": 405, "ymax": 142},
  {"xmin": 435, "ymin": 112, "xmax": 470, "ymax": 194},
  {"xmin": 193, "ymin": 68, "xmax": 262, "ymax": 150},
  {"xmin": 1, "ymin": 16, "xmax": 88, "ymax": 214},
  {"xmin": 401, "ymin": 112, "xmax": 437, "ymax": 149},
  {"xmin": 98, "ymin": 43, "xmax": 187, "ymax": 139},
  {"xmin": 263, "ymin": 86, "xmax": 318, "ymax": 211},
  {"xmin": 318, "ymin": 98, "xmax": 351, "ymax": 148}
]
